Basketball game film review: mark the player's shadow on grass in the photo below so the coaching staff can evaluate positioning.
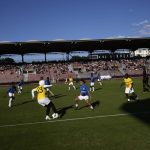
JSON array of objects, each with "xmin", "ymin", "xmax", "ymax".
[
  {"xmin": 51, "ymin": 94, "xmax": 67, "ymax": 100},
  {"xmin": 120, "ymin": 98, "xmax": 150, "ymax": 125},
  {"xmin": 57, "ymin": 105, "xmax": 74, "ymax": 118},
  {"xmin": 13, "ymin": 100, "xmax": 35, "ymax": 107},
  {"xmin": 78, "ymin": 100, "xmax": 100, "ymax": 110},
  {"xmin": 95, "ymin": 87, "xmax": 102, "ymax": 91}
]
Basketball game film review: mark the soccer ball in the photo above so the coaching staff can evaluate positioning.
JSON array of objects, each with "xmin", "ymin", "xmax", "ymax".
[{"xmin": 52, "ymin": 113, "xmax": 59, "ymax": 119}]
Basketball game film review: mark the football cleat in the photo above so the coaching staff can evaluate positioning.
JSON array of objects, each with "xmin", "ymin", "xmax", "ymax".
[{"xmin": 45, "ymin": 116, "xmax": 51, "ymax": 120}]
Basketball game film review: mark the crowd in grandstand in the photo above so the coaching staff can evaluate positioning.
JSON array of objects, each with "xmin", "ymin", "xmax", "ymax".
[{"xmin": 0, "ymin": 58, "xmax": 149, "ymax": 84}]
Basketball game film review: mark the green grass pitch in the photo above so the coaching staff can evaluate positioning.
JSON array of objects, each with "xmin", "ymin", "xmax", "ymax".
[{"xmin": 0, "ymin": 78, "xmax": 150, "ymax": 150}]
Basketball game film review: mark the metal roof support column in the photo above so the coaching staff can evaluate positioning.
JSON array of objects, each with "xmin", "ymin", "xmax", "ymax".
[
  {"xmin": 89, "ymin": 50, "xmax": 93, "ymax": 61},
  {"xmin": 66, "ymin": 52, "xmax": 69, "ymax": 61},
  {"xmin": 128, "ymin": 49, "xmax": 131, "ymax": 58},
  {"xmin": 21, "ymin": 54, "xmax": 24, "ymax": 63},
  {"xmin": 44, "ymin": 52, "xmax": 47, "ymax": 62},
  {"xmin": 112, "ymin": 52, "xmax": 115, "ymax": 60},
  {"xmin": 111, "ymin": 49, "xmax": 116, "ymax": 60}
]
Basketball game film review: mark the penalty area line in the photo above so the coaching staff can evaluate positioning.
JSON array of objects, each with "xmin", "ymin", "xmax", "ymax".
[{"xmin": 0, "ymin": 111, "xmax": 150, "ymax": 128}]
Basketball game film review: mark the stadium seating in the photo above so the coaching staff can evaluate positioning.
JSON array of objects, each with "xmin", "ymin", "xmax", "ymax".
[{"xmin": 0, "ymin": 59, "xmax": 149, "ymax": 84}]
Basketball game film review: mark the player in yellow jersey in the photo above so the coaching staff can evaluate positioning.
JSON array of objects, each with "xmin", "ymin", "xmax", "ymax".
[
  {"xmin": 31, "ymin": 84, "xmax": 59, "ymax": 120},
  {"xmin": 68, "ymin": 75, "xmax": 76, "ymax": 90},
  {"xmin": 120, "ymin": 73, "xmax": 138, "ymax": 102}
]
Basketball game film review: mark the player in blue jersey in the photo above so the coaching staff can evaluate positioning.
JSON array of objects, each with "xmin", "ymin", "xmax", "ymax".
[
  {"xmin": 18, "ymin": 79, "xmax": 24, "ymax": 94},
  {"xmin": 75, "ymin": 80, "xmax": 94, "ymax": 110},
  {"xmin": 7, "ymin": 83, "xmax": 17, "ymax": 107},
  {"xmin": 90, "ymin": 73, "xmax": 96, "ymax": 92},
  {"xmin": 45, "ymin": 77, "xmax": 54, "ymax": 96}
]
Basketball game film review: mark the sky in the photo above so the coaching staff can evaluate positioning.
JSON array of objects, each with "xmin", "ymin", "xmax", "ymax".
[
  {"xmin": 0, "ymin": 0, "xmax": 150, "ymax": 62},
  {"xmin": 0, "ymin": 0, "xmax": 150, "ymax": 42}
]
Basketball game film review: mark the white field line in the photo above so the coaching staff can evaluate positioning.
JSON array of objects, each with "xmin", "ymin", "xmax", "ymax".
[{"xmin": 0, "ymin": 111, "xmax": 149, "ymax": 128}]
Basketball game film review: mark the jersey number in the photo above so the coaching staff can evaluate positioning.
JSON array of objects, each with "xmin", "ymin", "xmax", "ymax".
[{"xmin": 37, "ymin": 87, "xmax": 43, "ymax": 93}]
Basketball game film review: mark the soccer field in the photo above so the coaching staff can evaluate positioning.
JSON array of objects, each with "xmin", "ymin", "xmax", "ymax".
[{"xmin": 0, "ymin": 78, "xmax": 150, "ymax": 150}]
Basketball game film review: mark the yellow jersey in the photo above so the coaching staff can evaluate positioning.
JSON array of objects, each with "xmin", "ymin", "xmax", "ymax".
[
  {"xmin": 35, "ymin": 86, "xmax": 46, "ymax": 100},
  {"xmin": 124, "ymin": 77, "xmax": 133, "ymax": 88},
  {"xmin": 69, "ymin": 77, "xmax": 73, "ymax": 82}
]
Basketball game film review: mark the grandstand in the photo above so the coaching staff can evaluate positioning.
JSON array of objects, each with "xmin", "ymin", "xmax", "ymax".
[{"xmin": 0, "ymin": 38, "xmax": 150, "ymax": 84}]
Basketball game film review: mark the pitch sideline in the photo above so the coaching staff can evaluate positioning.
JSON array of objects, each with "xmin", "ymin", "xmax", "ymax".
[{"xmin": 0, "ymin": 111, "xmax": 149, "ymax": 128}]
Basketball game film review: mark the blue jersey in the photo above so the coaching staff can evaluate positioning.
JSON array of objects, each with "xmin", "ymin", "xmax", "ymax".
[
  {"xmin": 8, "ymin": 86, "xmax": 16, "ymax": 93},
  {"xmin": 45, "ymin": 79, "xmax": 50, "ymax": 85},
  {"xmin": 80, "ymin": 84, "xmax": 89, "ymax": 96},
  {"xmin": 90, "ymin": 76, "xmax": 95, "ymax": 83},
  {"xmin": 18, "ymin": 81, "xmax": 23, "ymax": 86}
]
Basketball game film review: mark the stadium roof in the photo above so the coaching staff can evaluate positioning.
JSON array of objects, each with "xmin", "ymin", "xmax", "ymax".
[{"xmin": 0, "ymin": 38, "xmax": 150, "ymax": 55}]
